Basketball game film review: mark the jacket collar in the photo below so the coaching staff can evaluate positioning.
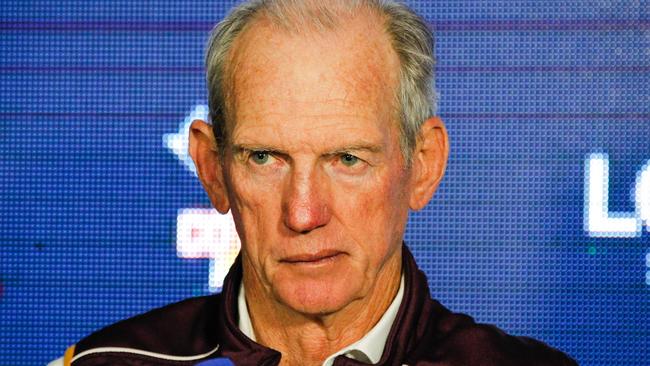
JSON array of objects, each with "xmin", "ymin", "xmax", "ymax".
[{"xmin": 216, "ymin": 254, "xmax": 282, "ymax": 365}]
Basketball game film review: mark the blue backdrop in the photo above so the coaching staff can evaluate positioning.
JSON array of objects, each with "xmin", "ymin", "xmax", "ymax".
[{"xmin": 1, "ymin": 1, "xmax": 649, "ymax": 365}]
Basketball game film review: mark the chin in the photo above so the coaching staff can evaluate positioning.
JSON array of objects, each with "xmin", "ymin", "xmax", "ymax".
[{"xmin": 272, "ymin": 268, "xmax": 362, "ymax": 316}]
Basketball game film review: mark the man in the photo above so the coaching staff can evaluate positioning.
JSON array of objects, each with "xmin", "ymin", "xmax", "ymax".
[{"xmin": 51, "ymin": 0, "xmax": 577, "ymax": 365}]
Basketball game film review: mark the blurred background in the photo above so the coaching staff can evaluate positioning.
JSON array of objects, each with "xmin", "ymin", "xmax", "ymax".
[{"xmin": 1, "ymin": 1, "xmax": 649, "ymax": 365}]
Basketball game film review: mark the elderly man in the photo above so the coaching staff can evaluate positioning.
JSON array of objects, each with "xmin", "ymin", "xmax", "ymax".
[{"xmin": 51, "ymin": 0, "xmax": 577, "ymax": 365}]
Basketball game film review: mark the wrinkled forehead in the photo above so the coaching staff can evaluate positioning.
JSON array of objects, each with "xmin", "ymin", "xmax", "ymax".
[{"xmin": 223, "ymin": 9, "xmax": 401, "ymax": 130}]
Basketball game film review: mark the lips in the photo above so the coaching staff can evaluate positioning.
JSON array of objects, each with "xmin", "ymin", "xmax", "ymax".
[{"xmin": 281, "ymin": 250, "xmax": 343, "ymax": 264}]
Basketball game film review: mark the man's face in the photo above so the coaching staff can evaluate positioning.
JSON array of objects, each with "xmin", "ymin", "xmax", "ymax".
[{"xmin": 222, "ymin": 16, "xmax": 412, "ymax": 315}]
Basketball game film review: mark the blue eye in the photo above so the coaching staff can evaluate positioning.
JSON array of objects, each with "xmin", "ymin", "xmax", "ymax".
[
  {"xmin": 251, "ymin": 151, "xmax": 270, "ymax": 165},
  {"xmin": 340, "ymin": 154, "xmax": 359, "ymax": 167}
]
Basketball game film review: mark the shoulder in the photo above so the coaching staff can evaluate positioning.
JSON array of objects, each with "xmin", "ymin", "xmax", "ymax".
[
  {"xmin": 412, "ymin": 300, "xmax": 578, "ymax": 366},
  {"xmin": 69, "ymin": 294, "xmax": 222, "ymax": 365}
]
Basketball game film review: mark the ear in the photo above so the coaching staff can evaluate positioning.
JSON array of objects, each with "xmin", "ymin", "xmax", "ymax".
[
  {"xmin": 409, "ymin": 117, "xmax": 449, "ymax": 211},
  {"xmin": 188, "ymin": 119, "xmax": 230, "ymax": 214}
]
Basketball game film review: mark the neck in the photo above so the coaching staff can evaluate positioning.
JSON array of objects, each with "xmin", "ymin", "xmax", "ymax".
[{"xmin": 242, "ymin": 252, "xmax": 402, "ymax": 366}]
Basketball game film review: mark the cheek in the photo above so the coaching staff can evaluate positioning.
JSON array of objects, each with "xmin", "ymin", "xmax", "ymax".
[
  {"xmin": 225, "ymin": 167, "xmax": 282, "ymax": 257},
  {"xmin": 377, "ymin": 177, "xmax": 409, "ymax": 237},
  {"xmin": 357, "ymin": 164, "xmax": 409, "ymax": 218},
  {"xmin": 337, "ymin": 166, "xmax": 410, "ymax": 258}
]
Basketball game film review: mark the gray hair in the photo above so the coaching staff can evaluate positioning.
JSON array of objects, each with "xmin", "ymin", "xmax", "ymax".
[{"xmin": 205, "ymin": 0, "xmax": 437, "ymax": 163}]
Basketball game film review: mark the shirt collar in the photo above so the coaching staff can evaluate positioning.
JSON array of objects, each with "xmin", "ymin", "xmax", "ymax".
[
  {"xmin": 237, "ymin": 275, "xmax": 405, "ymax": 365},
  {"xmin": 237, "ymin": 281, "xmax": 256, "ymax": 342}
]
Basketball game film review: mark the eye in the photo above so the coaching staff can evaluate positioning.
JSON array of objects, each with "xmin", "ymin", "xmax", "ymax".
[
  {"xmin": 250, "ymin": 151, "xmax": 271, "ymax": 165},
  {"xmin": 340, "ymin": 153, "xmax": 359, "ymax": 167}
]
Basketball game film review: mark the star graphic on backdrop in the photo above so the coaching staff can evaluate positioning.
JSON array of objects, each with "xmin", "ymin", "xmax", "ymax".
[{"xmin": 163, "ymin": 104, "xmax": 209, "ymax": 175}]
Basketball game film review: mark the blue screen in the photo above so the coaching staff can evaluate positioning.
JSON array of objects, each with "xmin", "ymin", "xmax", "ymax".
[{"xmin": 1, "ymin": 1, "xmax": 648, "ymax": 365}]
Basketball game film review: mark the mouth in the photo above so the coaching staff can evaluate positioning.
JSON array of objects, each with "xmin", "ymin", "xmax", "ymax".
[{"xmin": 281, "ymin": 250, "xmax": 344, "ymax": 265}]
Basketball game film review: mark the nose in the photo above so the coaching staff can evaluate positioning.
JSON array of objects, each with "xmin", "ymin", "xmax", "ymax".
[{"xmin": 282, "ymin": 166, "xmax": 331, "ymax": 234}]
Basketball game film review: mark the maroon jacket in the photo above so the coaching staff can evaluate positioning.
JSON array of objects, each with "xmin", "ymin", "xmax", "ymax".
[{"xmin": 66, "ymin": 246, "xmax": 578, "ymax": 365}]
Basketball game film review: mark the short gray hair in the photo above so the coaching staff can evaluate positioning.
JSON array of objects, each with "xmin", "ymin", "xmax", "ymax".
[{"xmin": 205, "ymin": 0, "xmax": 437, "ymax": 163}]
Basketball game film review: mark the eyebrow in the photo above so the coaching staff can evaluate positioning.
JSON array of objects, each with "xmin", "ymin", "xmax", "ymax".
[
  {"xmin": 326, "ymin": 143, "xmax": 383, "ymax": 155},
  {"xmin": 230, "ymin": 144, "xmax": 287, "ymax": 155}
]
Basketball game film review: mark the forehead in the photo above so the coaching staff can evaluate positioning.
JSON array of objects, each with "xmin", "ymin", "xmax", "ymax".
[{"xmin": 225, "ymin": 11, "xmax": 400, "ymax": 141}]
